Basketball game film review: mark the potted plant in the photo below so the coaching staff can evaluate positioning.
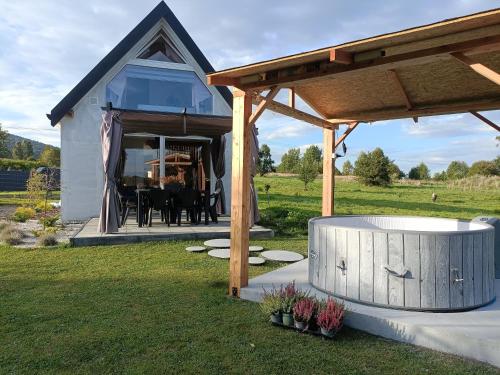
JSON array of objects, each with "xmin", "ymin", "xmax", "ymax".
[
  {"xmin": 316, "ymin": 297, "xmax": 345, "ymax": 338},
  {"xmin": 293, "ymin": 297, "xmax": 317, "ymax": 331},
  {"xmin": 260, "ymin": 287, "xmax": 283, "ymax": 324},
  {"xmin": 280, "ymin": 281, "xmax": 305, "ymax": 327}
]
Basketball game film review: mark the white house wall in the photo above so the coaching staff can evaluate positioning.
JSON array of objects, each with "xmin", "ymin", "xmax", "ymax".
[{"xmin": 59, "ymin": 19, "xmax": 232, "ymax": 222}]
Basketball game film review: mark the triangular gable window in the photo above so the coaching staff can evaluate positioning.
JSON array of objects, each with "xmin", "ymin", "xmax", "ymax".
[{"xmin": 138, "ymin": 30, "xmax": 185, "ymax": 63}]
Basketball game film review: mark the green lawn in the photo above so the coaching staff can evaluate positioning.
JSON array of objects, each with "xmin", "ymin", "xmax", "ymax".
[
  {"xmin": 255, "ymin": 176, "xmax": 500, "ymax": 235},
  {"xmin": 0, "ymin": 191, "xmax": 60, "ymax": 206},
  {"xmin": 1, "ymin": 240, "xmax": 499, "ymax": 374},
  {"xmin": 1, "ymin": 177, "xmax": 499, "ymax": 373}
]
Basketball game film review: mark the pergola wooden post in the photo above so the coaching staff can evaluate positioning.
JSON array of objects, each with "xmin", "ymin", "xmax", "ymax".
[
  {"xmin": 322, "ymin": 127, "xmax": 335, "ymax": 216},
  {"xmin": 229, "ymin": 89, "xmax": 252, "ymax": 296}
]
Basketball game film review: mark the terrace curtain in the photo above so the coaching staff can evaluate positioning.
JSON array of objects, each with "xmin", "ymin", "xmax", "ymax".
[
  {"xmin": 250, "ymin": 125, "xmax": 260, "ymax": 227},
  {"xmin": 211, "ymin": 135, "xmax": 226, "ymax": 215},
  {"xmin": 98, "ymin": 111, "xmax": 123, "ymax": 233}
]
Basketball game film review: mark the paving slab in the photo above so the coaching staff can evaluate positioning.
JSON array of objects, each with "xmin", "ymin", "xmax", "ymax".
[
  {"xmin": 249, "ymin": 245, "xmax": 264, "ymax": 252},
  {"xmin": 261, "ymin": 250, "xmax": 304, "ymax": 262},
  {"xmin": 241, "ymin": 259, "xmax": 500, "ymax": 368},
  {"xmin": 186, "ymin": 246, "xmax": 206, "ymax": 252},
  {"xmin": 204, "ymin": 238, "xmax": 231, "ymax": 248},
  {"xmin": 207, "ymin": 248, "xmax": 230, "ymax": 259},
  {"xmin": 249, "ymin": 256, "xmax": 266, "ymax": 265}
]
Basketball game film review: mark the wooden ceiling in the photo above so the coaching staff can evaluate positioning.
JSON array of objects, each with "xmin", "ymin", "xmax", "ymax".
[{"xmin": 207, "ymin": 9, "xmax": 500, "ymax": 124}]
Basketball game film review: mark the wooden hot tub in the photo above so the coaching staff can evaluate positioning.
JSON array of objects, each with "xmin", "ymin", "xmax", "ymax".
[{"xmin": 308, "ymin": 215, "xmax": 495, "ymax": 312}]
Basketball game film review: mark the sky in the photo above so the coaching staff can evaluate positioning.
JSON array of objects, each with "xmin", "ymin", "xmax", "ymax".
[{"xmin": 0, "ymin": 0, "xmax": 498, "ymax": 174}]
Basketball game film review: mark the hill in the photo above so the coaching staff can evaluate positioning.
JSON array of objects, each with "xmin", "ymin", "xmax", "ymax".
[{"xmin": 5, "ymin": 133, "xmax": 55, "ymax": 159}]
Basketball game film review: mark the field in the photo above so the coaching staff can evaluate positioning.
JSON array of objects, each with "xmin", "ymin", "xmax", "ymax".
[
  {"xmin": 255, "ymin": 175, "xmax": 500, "ymax": 235},
  {"xmin": 1, "ymin": 177, "xmax": 499, "ymax": 373}
]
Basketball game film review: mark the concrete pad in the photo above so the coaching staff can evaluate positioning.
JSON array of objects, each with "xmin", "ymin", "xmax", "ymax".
[
  {"xmin": 249, "ymin": 256, "xmax": 266, "ymax": 265},
  {"xmin": 249, "ymin": 245, "xmax": 264, "ymax": 252},
  {"xmin": 186, "ymin": 246, "xmax": 206, "ymax": 252},
  {"xmin": 261, "ymin": 250, "xmax": 304, "ymax": 262},
  {"xmin": 207, "ymin": 248, "xmax": 230, "ymax": 259},
  {"xmin": 241, "ymin": 259, "xmax": 500, "ymax": 368},
  {"xmin": 203, "ymin": 238, "xmax": 231, "ymax": 248}
]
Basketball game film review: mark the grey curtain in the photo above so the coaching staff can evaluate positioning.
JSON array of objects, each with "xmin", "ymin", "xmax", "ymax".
[
  {"xmin": 211, "ymin": 135, "xmax": 226, "ymax": 214},
  {"xmin": 250, "ymin": 125, "xmax": 260, "ymax": 227},
  {"xmin": 98, "ymin": 111, "xmax": 123, "ymax": 233}
]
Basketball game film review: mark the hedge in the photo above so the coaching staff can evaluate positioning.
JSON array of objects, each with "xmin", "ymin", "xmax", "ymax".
[{"xmin": 0, "ymin": 158, "xmax": 43, "ymax": 171}]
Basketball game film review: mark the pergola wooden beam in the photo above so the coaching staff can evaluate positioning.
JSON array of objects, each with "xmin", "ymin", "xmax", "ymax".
[
  {"xmin": 470, "ymin": 111, "xmax": 500, "ymax": 132},
  {"xmin": 450, "ymin": 52, "xmax": 500, "ymax": 86},
  {"xmin": 387, "ymin": 69, "xmax": 418, "ymax": 123},
  {"xmin": 288, "ymin": 88, "xmax": 296, "ymax": 109},
  {"xmin": 248, "ymin": 86, "xmax": 280, "ymax": 126},
  {"xmin": 322, "ymin": 128, "xmax": 335, "ymax": 216},
  {"xmin": 335, "ymin": 122, "xmax": 359, "ymax": 149},
  {"xmin": 227, "ymin": 34, "xmax": 500, "ymax": 90},
  {"xmin": 330, "ymin": 49, "xmax": 353, "ymax": 64},
  {"xmin": 252, "ymin": 94, "xmax": 343, "ymax": 128}
]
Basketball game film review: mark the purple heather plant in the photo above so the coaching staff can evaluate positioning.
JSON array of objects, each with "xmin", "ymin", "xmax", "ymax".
[
  {"xmin": 316, "ymin": 297, "xmax": 345, "ymax": 332},
  {"xmin": 293, "ymin": 297, "xmax": 317, "ymax": 323}
]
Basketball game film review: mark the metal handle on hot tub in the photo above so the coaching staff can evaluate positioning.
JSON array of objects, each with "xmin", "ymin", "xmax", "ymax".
[
  {"xmin": 451, "ymin": 268, "xmax": 464, "ymax": 283},
  {"xmin": 309, "ymin": 249, "xmax": 318, "ymax": 259},
  {"xmin": 384, "ymin": 265, "xmax": 409, "ymax": 278},
  {"xmin": 337, "ymin": 260, "xmax": 347, "ymax": 275}
]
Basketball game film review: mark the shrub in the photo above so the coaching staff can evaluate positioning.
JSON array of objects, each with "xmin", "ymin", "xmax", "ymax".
[
  {"xmin": 0, "ymin": 158, "xmax": 41, "ymax": 171},
  {"xmin": 11, "ymin": 207, "xmax": 36, "ymax": 222},
  {"xmin": 37, "ymin": 234, "xmax": 58, "ymax": 247},
  {"xmin": 293, "ymin": 297, "xmax": 317, "ymax": 323},
  {"xmin": 408, "ymin": 162, "xmax": 430, "ymax": 180},
  {"xmin": 280, "ymin": 281, "xmax": 306, "ymax": 314},
  {"xmin": 298, "ymin": 153, "xmax": 319, "ymax": 190},
  {"xmin": 260, "ymin": 287, "xmax": 284, "ymax": 316},
  {"xmin": 468, "ymin": 160, "xmax": 499, "ymax": 177},
  {"xmin": 446, "ymin": 161, "xmax": 469, "ymax": 180},
  {"xmin": 0, "ymin": 226, "xmax": 24, "ymax": 245},
  {"xmin": 39, "ymin": 214, "xmax": 59, "ymax": 228},
  {"xmin": 354, "ymin": 148, "xmax": 391, "ymax": 186},
  {"xmin": 26, "ymin": 172, "xmax": 46, "ymax": 205},
  {"xmin": 34, "ymin": 200, "xmax": 51, "ymax": 213},
  {"xmin": 316, "ymin": 297, "xmax": 345, "ymax": 333}
]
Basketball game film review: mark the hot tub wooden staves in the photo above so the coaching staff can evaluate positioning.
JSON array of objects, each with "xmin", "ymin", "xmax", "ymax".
[{"xmin": 308, "ymin": 216, "xmax": 495, "ymax": 312}]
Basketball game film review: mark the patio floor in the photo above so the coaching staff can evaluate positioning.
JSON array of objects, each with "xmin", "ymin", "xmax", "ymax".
[
  {"xmin": 241, "ymin": 260, "xmax": 500, "ymax": 368},
  {"xmin": 71, "ymin": 215, "xmax": 273, "ymax": 246}
]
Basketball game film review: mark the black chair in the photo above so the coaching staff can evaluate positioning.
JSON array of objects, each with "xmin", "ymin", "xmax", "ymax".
[
  {"xmin": 174, "ymin": 188, "xmax": 200, "ymax": 226},
  {"xmin": 147, "ymin": 190, "xmax": 171, "ymax": 226},
  {"xmin": 118, "ymin": 187, "xmax": 138, "ymax": 226}
]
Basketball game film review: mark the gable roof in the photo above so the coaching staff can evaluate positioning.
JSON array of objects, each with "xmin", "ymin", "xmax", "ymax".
[{"xmin": 48, "ymin": 1, "xmax": 232, "ymax": 126}]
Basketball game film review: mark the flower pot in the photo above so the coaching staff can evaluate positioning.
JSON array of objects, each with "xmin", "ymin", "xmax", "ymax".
[
  {"xmin": 282, "ymin": 313, "xmax": 294, "ymax": 327},
  {"xmin": 320, "ymin": 327, "xmax": 336, "ymax": 338},
  {"xmin": 294, "ymin": 320, "xmax": 307, "ymax": 330},
  {"xmin": 270, "ymin": 312, "xmax": 282, "ymax": 324}
]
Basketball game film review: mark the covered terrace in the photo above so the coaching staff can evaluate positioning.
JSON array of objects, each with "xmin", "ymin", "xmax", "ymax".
[{"xmin": 207, "ymin": 8, "xmax": 500, "ymax": 297}]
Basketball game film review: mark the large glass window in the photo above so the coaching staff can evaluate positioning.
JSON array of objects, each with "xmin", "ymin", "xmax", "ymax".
[{"xmin": 106, "ymin": 65, "xmax": 213, "ymax": 114}]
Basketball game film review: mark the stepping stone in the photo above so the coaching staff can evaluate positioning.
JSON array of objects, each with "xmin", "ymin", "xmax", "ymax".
[
  {"xmin": 261, "ymin": 250, "xmax": 304, "ymax": 262},
  {"xmin": 207, "ymin": 248, "xmax": 230, "ymax": 259},
  {"xmin": 204, "ymin": 238, "xmax": 230, "ymax": 248},
  {"xmin": 186, "ymin": 246, "xmax": 206, "ymax": 252},
  {"xmin": 249, "ymin": 245, "xmax": 264, "ymax": 252},
  {"xmin": 249, "ymin": 256, "xmax": 265, "ymax": 265}
]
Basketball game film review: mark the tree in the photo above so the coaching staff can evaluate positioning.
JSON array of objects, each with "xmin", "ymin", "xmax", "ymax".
[
  {"xmin": 342, "ymin": 160, "xmax": 354, "ymax": 176},
  {"xmin": 303, "ymin": 145, "xmax": 322, "ymax": 173},
  {"xmin": 39, "ymin": 145, "xmax": 61, "ymax": 167},
  {"xmin": 446, "ymin": 161, "xmax": 468, "ymax": 180},
  {"xmin": 298, "ymin": 151, "xmax": 320, "ymax": 190},
  {"xmin": 408, "ymin": 162, "xmax": 430, "ymax": 180},
  {"xmin": 278, "ymin": 148, "xmax": 301, "ymax": 173},
  {"xmin": 433, "ymin": 171, "xmax": 447, "ymax": 181},
  {"xmin": 0, "ymin": 124, "xmax": 9, "ymax": 158},
  {"xmin": 388, "ymin": 161, "xmax": 405, "ymax": 181},
  {"xmin": 468, "ymin": 160, "xmax": 499, "ymax": 176},
  {"xmin": 256, "ymin": 144, "xmax": 275, "ymax": 176},
  {"xmin": 12, "ymin": 140, "xmax": 34, "ymax": 160},
  {"xmin": 353, "ymin": 148, "xmax": 391, "ymax": 186}
]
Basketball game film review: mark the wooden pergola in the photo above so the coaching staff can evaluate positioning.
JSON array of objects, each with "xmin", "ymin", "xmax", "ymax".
[{"xmin": 207, "ymin": 9, "xmax": 500, "ymax": 296}]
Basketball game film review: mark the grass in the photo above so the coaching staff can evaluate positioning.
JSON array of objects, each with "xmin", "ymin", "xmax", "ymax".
[
  {"xmin": 1, "ymin": 240, "xmax": 499, "ymax": 374},
  {"xmin": 255, "ymin": 176, "xmax": 500, "ymax": 235},
  {"xmin": 0, "ymin": 191, "xmax": 60, "ymax": 206},
  {"xmin": 1, "ymin": 177, "xmax": 499, "ymax": 373}
]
